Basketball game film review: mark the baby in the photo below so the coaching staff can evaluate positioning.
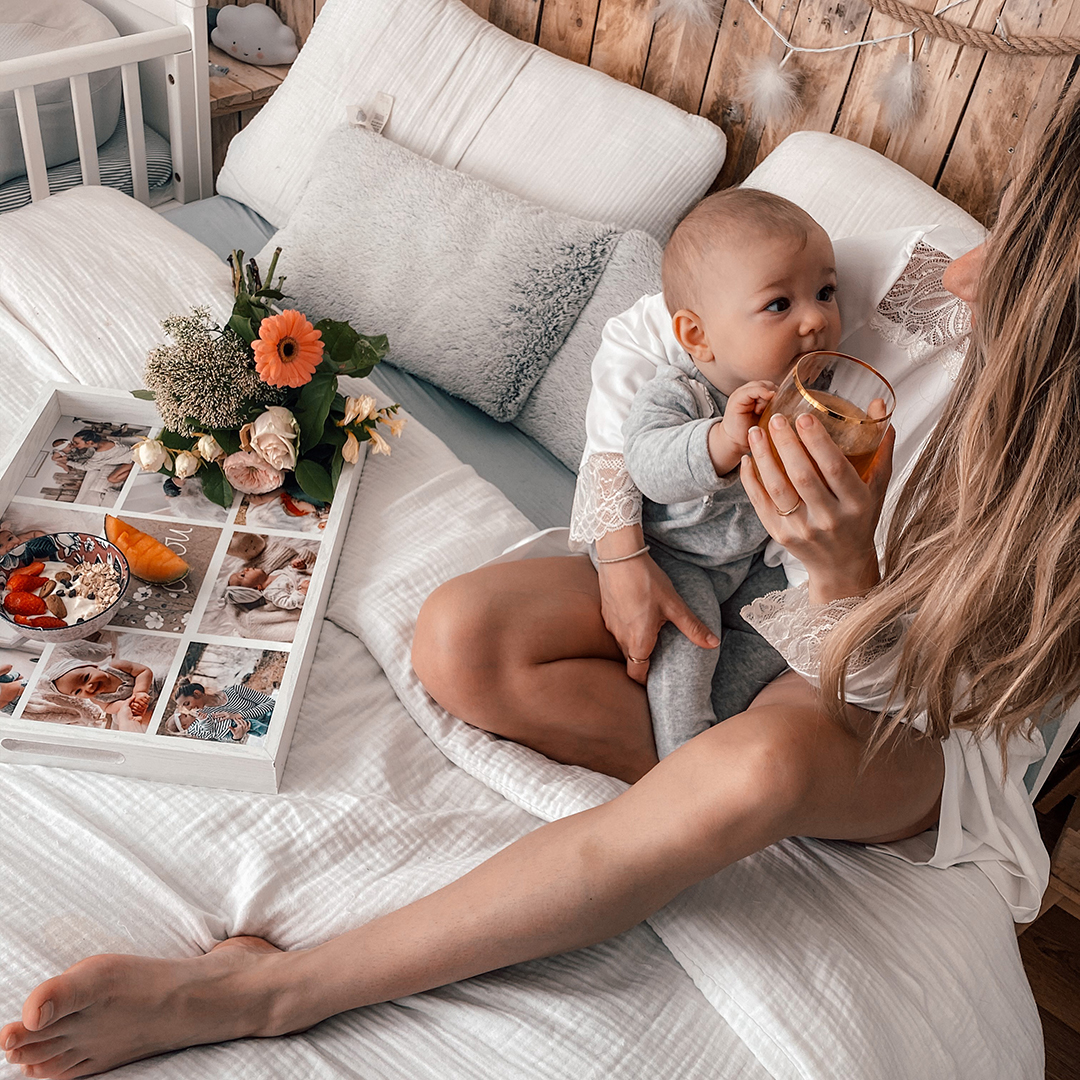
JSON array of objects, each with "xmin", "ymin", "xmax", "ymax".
[
  {"xmin": 225, "ymin": 559, "xmax": 312, "ymax": 611},
  {"xmin": 621, "ymin": 187, "xmax": 841, "ymax": 758}
]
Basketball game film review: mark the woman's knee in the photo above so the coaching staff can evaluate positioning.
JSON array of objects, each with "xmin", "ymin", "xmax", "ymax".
[{"xmin": 412, "ymin": 573, "xmax": 500, "ymax": 712}]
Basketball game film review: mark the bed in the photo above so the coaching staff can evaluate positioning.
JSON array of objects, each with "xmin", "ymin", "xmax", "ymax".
[{"xmin": 0, "ymin": 1, "xmax": 1074, "ymax": 1077}]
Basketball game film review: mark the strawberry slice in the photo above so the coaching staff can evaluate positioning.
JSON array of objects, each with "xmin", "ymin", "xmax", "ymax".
[
  {"xmin": 3, "ymin": 592, "xmax": 47, "ymax": 616},
  {"xmin": 18, "ymin": 615, "xmax": 67, "ymax": 628},
  {"xmin": 20, "ymin": 562, "xmax": 45, "ymax": 577},
  {"xmin": 7, "ymin": 574, "xmax": 47, "ymax": 593}
]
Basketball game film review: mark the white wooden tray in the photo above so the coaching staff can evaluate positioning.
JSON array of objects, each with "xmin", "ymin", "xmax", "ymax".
[{"xmin": 0, "ymin": 384, "xmax": 365, "ymax": 792}]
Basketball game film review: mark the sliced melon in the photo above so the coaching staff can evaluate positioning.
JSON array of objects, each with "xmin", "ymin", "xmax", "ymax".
[{"xmin": 105, "ymin": 515, "xmax": 190, "ymax": 584}]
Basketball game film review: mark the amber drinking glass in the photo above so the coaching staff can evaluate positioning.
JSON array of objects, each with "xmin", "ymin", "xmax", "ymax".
[{"xmin": 757, "ymin": 352, "xmax": 896, "ymax": 480}]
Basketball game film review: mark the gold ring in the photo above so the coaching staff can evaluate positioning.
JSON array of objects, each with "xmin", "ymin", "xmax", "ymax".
[
  {"xmin": 776, "ymin": 499, "xmax": 802, "ymax": 516},
  {"xmin": 627, "ymin": 654, "xmax": 651, "ymax": 664}
]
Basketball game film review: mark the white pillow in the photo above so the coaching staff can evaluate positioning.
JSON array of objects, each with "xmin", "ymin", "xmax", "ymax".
[
  {"xmin": 743, "ymin": 131, "xmax": 985, "ymax": 245},
  {"xmin": 216, "ymin": 0, "xmax": 724, "ymax": 241}
]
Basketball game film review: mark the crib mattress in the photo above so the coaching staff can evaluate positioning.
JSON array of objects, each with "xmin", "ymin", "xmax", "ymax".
[{"xmin": 0, "ymin": 109, "xmax": 172, "ymax": 214}]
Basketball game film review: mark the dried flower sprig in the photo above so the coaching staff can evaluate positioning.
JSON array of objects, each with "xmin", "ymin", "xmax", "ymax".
[{"xmin": 134, "ymin": 249, "xmax": 397, "ymax": 509}]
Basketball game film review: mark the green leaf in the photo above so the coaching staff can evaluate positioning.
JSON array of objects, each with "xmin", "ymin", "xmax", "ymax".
[
  {"xmin": 228, "ymin": 314, "xmax": 257, "ymax": 344},
  {"xmin": 294, "ymin": 373, "xmax": 337, "ymax": 455},
  {"xmin": 159, "ymin": 429, "xmax": 194, "ymax": 451},
  {"xmin": 295, "ymin": 458, "xmax": 335, "ymax": 504},
  {"xmin": 199, "ymin": 463, "xmax": 234, "ymax": 509},
  {"xmin": 212, "ymin": 428, "xmax": 242, "ymax": 455},
  {"xmin": 130, "ymin": 389, "xmax": 156, "ymax": 400},
  {"xmin": 314, "ymin": 319, "xmax": 360, "ymax": 368},
  {"xmin": 253, "ymin": 288, "xmax": 285, "ymax": 301},
  {"xmin": 331, "ymin": 449, "xmax": 344, "ymax": 489}
]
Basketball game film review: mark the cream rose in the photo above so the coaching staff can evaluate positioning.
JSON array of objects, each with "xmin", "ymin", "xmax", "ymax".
[
  {"xmin": 131, "ymin": 438, "xmax": 169, "ymax": 472},
  {"xmin": 194, "ymin": 433, "xmax": 225, "ymax": 463},
  {"xmin": 243, "ymin": 406, "xmax": 299, "ymax": 471},
  {"xmin": 173, "ymin": 450, "xmax": 201, "ymax": 479},
  {"xmin": 221, "ymin": 450, "xmax": 284, "ymax": 495}
]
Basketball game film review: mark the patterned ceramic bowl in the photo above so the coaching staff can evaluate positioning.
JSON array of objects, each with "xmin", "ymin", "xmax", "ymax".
[{"xmin": 0, "ymin": 533, "xmax": 131, "ymax": 643}]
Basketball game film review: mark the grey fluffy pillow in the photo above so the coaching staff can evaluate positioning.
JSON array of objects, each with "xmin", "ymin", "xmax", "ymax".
[{"xmin": 259, "ymin": 126, "xmax": 620, "ymax": 422}]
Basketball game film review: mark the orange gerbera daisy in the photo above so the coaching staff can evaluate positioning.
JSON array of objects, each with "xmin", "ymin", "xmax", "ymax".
[{"xmin": 252, "ymin": 310, "xmax": 323, "ymax": 388}]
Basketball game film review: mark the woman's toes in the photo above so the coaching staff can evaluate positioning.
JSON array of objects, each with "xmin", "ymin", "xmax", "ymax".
[
  {"xmin": 8, "ymin": 1035, "xmax": 68, "ymax": 1066},
  {"xmin": 21, "ymin": 1048, "xmax": 87, "ymax": 1079}
]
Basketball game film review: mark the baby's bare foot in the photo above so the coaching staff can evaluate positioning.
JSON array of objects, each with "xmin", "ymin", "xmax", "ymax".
[{"xmin": 1, "ymin": 937, "xmax": 289, "ymax": 1078}]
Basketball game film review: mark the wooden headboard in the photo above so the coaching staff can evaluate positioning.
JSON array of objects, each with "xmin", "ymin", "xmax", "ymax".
[{"xmin": 220, "ymin": 0, "xmax": 1079, "ymax": 225}]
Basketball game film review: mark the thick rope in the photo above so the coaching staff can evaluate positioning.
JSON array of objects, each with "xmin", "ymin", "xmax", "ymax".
[{"xmin": 870, "ymin": 0, "xmax": 1080, "ymax": 55}]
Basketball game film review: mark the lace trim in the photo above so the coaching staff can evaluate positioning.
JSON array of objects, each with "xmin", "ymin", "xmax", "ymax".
[
  {"xmin": 742, "ymin": 585, "xmax": 903, "ymax": 682},
  {"xmin": 569, "ymin": 452, "xmax": 643, "ymax": 550},
  {"xmin": 868, "ymin": 240, "xmax": 971, "ymax": 380}
]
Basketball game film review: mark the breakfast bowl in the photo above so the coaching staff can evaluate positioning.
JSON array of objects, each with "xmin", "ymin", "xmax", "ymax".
[{"xmin": 0, "ymin": 532, "xmax": 131, "ymax": 643}]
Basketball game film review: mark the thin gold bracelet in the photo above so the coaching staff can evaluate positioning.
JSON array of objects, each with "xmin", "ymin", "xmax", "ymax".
[{"xmin": 595, "ymin": 544, "xmax": 651, "ymax": 565}]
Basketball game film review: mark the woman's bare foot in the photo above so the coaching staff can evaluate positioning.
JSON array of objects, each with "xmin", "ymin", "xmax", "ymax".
[{"xmin": 1, "ymin": 937, "xmax": 297, "ymax": 1078}]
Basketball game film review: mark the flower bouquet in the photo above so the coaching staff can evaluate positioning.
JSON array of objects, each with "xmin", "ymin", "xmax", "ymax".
[{"xmin": 131, "ymin": 248, "xmax": 403, "ymax": 509}]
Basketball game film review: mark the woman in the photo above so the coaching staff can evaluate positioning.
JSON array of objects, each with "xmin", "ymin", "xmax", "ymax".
[{"xmin": 2, "ymin": 93, "xmax": 1078, "ymax": 1079}]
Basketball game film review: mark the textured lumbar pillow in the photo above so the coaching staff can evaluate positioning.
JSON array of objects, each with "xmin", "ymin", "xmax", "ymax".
[
  {"xmin": 211, "ymin": 4, "xmax": 298, "ymax": 66},
  {"xmin": 260, "ymin": 126, "xmax": 620, "ymax": 422},
  {"xmin": 0, "ymin": 0, "xmax": 122, "ymax": 185}
]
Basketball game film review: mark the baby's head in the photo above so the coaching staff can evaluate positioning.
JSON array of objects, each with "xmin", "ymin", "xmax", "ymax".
[
  {"xmin": 229, "ymin": 566, "xmax": 269, "ymax": 590},
  {"xmin": 662, "ymin": 189, "xmax": 841, "ymax": 394}
]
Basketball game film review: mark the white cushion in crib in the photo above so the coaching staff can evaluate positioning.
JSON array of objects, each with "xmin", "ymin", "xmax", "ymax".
[
  {"xmin": 0, "ymin": 0, "xmax": 122, "ymax": 185},
  {"xmin": 216, "ymin": 0, "xmax": 724, "ymax": 241},
  {"xmin": 743, "ymin": 131, "xmax": 985, "ymax": 245}
]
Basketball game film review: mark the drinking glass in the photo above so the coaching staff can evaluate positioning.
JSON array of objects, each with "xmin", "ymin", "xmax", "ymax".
[{"xmin": 757, "ymin": 351, "xmax": 896, "ymax": 480}]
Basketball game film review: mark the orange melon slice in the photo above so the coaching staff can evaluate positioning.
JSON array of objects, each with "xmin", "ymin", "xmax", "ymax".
[{"xmin": 104, "ymin": 515, "xmax": 190, "ymax": 584}]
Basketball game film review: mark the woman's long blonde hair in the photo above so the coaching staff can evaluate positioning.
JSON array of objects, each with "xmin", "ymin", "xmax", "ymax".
[{"xmin": 820, "ymin": 88, "xmax": 1080, "ymax": 757}]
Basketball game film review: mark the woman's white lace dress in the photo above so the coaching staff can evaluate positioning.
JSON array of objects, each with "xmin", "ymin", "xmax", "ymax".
[{"xmin": 569, "ymin": 226, "xmax": 1049, "ymax": 922}]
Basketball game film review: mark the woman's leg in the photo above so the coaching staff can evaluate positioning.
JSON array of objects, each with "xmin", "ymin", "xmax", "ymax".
[
  {"xmin": 412, "ymin": 556, "xmax": 658, "ymax": 782},
  {"xmin": 2, "ymin": 676, "xmax": 943, "ymax": 1079}
]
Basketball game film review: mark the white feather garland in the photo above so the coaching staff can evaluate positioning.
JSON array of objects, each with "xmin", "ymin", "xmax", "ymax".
[
  {"xmin": 874, "ymin": 53, "xmax": 928, "ymax": 131},
  {"xmin": 738, "ymin": 55, "xmax": 802, "ymax": 130},
  {"xmin": 653, "ymin": 0, "xmax": 721, "ymax": 25}
]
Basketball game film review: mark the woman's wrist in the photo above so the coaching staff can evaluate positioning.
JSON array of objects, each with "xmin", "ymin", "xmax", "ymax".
[
  {"xmin": 806, "ymin": 553, "xmax": 881, "ymax": 605},
  {"xmin": 594, "ymin": 524, "xmax": 646, "ymax": 561}
]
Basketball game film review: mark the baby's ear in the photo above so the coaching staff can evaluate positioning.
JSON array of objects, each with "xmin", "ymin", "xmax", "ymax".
[{"xmin": 671, "ymin": 309, "xmax": 713, "ymax": 363}]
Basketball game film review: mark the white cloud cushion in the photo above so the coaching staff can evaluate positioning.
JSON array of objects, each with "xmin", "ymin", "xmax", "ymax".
[{"xmin": 216, "ymin": 0, "xmax": 724, "ymax": 240}]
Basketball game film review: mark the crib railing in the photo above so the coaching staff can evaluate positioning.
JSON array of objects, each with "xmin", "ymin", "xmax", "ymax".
[{"xmin": 0, "ymin": 0, "xmax": 210, "ymax": 206}]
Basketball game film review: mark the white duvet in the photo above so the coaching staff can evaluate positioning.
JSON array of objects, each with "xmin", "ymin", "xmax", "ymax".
[{"xmin": 0, "ymin": 189, "xmax": 1043, "ymax": 1079}]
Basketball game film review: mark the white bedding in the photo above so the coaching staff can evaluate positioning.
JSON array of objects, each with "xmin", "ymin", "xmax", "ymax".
[{"xmin": 0, "ymin": 188, "xmax": 1044, "ymax": 1080}]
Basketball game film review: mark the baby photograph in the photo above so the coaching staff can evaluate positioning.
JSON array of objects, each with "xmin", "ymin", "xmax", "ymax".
[
  {"xmin": 15, "ymin": 418, "xmax": 149, "ymax": 509},
  {"xmin": 236, "ymin": 487, "xmax": 330, "ymax": 534},
  {"xmin": 0, "ymin": 643, "xmax": 43, "ymax": 716},
  {"xmin": 108, "ymin": 518, "xmax": 221, "ymax": 634},
  {"xmin": 16, "ymin": 631, "xmax": 177, "ymax": 734},
  {"xmin": 120, "ymin": 468, "xmax": 231, "ymax": 525},
  {"xmin": 0, "ymin": 504, "xmax": 104, "ymax": 561},
  {"xmin": 199, "ymin": 532, "xmax": 319, "ymax": 644},
  {"xmin": 158, "ymin": 641, "xmax": 286, "ymax": 745}
]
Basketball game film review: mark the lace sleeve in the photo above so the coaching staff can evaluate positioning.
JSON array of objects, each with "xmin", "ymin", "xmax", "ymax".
[
  {"xmin": 569, "ymin": 452, "xmax": 643, "ymax": 551},
  {"xmin": 742, "ymin": 586, "xmax": 907, "ymax": 713}
]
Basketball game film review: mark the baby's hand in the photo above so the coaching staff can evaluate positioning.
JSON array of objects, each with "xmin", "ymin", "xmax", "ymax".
[
  {"xmin": 129, "ymin": 691, "xmax": 150, "ymax": 716},
  {"xmin": 721, "ymin": 381, "xmax": 776, "ymax": 454},
  {"xmin": 298, "ymin": 579, "xmax": 310, "ymax": 594},
  {"xmin": 291, "ymin": 557, "xmax": 307, "ymax": 569},
  {"xmin": 230, "ymin": 719, "xmax": 251, "ymax": 740}
]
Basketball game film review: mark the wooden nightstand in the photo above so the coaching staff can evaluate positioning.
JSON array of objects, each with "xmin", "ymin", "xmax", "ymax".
[
  {"xmin": 207, "ymin": 44, "xmax": 292, "ymax": 185},
  {"xmin": 1039, "ymin": 797, "xmax": 1080, "ymax": 925}
]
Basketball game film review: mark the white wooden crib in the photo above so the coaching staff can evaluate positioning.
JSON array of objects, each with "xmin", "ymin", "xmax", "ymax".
[{"xmin": 0, "ymin": 0, "xmax": 211, "ymax": 206}]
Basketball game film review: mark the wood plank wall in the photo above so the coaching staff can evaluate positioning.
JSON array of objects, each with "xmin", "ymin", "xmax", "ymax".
[{"xmin": 223, "ymin": 0, "xmax": 1079, "ymax": 225}]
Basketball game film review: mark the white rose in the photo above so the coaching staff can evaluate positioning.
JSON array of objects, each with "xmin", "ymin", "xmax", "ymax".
[
  {"xmin": 195, "ymin": 433, "xmax": 225, "ymax": 462},
  {"xmin": 132, "ymin": 438, "xmax": 169, "ymax": 472},
  {"xmin": 174, "ymin": 450, "xmax": 201, "ymax": 479},
  {"xmin": 247, "ymin": 406, "xmax": 299, "ymax": 471}
]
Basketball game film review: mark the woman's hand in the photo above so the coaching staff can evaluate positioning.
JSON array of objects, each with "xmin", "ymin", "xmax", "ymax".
[
  {"xmin": 595, "ymin": 527, "xmax": 718, "ymax": 684},
  {"xmin": 741, "ymin": 412, "xmax": 894, "ymax": 605}
]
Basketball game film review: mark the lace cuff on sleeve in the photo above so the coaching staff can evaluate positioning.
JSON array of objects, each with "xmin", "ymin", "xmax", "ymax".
[
  {"xmin": 741, "ymin": 586, "xmax": 906, "ymax": 715},
  {"xmin": 569, "ymin": 452, "xmax": 643, "ymax": 551},
  {"xmin": 741, "ymin": 586, "xmax": 867, "ymax": 679}
]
